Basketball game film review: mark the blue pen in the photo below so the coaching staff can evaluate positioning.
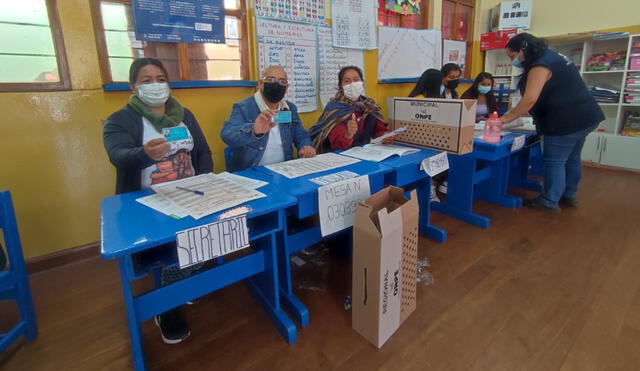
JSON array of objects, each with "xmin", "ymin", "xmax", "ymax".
[{"xmin": 176, "ymin": 186, "xmax": 205, "ymax": 195}]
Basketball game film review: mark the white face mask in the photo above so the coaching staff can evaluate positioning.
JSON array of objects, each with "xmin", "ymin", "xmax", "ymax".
[
  {"xmin": 136, "ymin": 82, "xmax": 170, "ymax": 107},
  {"xmin": 343, "ymin": 81, "xmax": 364, "ymax": 101}
]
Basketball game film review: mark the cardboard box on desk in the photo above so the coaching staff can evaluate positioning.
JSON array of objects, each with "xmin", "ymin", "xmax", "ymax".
[
  {"xmin": 389, "ymin": 97, "xmax": 476, "ymax": 155},
  {"xmin": 352, "ymin": 187, "xmax": 419, "ymax": 348}
]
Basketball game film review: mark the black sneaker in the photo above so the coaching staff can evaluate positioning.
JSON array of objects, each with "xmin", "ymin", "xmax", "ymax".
[
  {"xmin": 154, "ymin": 308, "xmax": 190, "ymax": 344},
  {"xmin": 559, "ymin": 197, "xmax": 578, "ymax": 207},
  {"xmin": 524, "ymin": 198, "xmax": 561, "ymax": 214}
]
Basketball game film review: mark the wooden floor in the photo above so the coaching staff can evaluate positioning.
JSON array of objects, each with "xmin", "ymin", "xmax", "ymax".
[{"xmin": 2, "ymin": 166, "xmax": 640, "ymax": 371}]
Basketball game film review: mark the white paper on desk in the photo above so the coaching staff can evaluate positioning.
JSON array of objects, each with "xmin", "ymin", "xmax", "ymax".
[
  {"xmin": 175, "ymin": 214, "xmax": 250, "ymax": 269},
  {"xmin": 511, "ymin": 135, "xmax": 526, "ymax": 152},
  {"xmin": 341, "ymin": 144, "xmax": 420, "ymax": 162},
  {"xmin": 136, "ymin": 194, "xmax": 188, "ymax": 219},
  {"xmin": 420, "ymin": 152, "xmax": 449, "ymax": 177},
  {"xmin": 152, "ymin": 173, "xmax": 266, "ymax": 220},
  {"xmin": 309, "ymin": 170, "xmax": 359, "ymax": 185},
  {"xmin": 318, "ymin": 175, "xmax": 371, "ymax": 237},
  {"xmin": 217, "ymin": 171, "xmax": 268, "ymax": 190},
  {"xmin": 370, "ymin": 127, "xmax": 407, "ymax": 144},
  {"xmin": 264, "ymin": 152, "xmax": 360, "ymax": 179}
]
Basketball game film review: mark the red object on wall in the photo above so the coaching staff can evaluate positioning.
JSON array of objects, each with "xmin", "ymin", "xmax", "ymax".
[{"xmin": 480, "ymin": 29, "xmax": 518, "ymax": 51}]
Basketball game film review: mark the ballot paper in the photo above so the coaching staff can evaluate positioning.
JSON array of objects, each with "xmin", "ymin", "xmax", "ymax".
[
  {"xmin": 136, "ymin": 193, "xmax": 188, "ymax": 219},
  {"xmin": 217, "ymin": 171, "xmax": 268, "ymax": 190},
  {"xmin": 264, "ymin": 152, "xmax": 360, "ymax": 179},
  {"xmin": 151, "ymin": 173, "xmax": 266, "ymax": 220},
  {"xmin": 341, "ymin": 144, "xmax": 420, "ymax": 162},
  {"xmin": 370, "ymin": 126, "xmax": 407, "ymax": 144}
]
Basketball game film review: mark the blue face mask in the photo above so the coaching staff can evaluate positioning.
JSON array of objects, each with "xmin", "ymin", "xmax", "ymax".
[
  {"xmin": 511, "ymin": 56, "xmax": 523, "ymax": 68},
  {"xmin": 477, "ymin": 85, "xmax": 491, "ymax": 94},
  {"xmin": 439, "ymin": 85, "xmax": 445, "ymax": 95}
]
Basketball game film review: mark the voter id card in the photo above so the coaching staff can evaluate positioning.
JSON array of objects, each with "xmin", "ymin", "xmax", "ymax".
[
  {"xmin": 162, "ymin": 126, "xmax": 189, "ymax": 142},
  {"xmin": 272, "ymin": 110, "xmax": 292, "ymax": 124}
]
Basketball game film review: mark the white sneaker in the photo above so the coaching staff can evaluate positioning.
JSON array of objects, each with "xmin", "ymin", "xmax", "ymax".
[
  {"xmin": 430, "ymin": 184, "xmax": 440, "ymax": 203},
  {"xmin": 438, "ymin": 180, "xmax": 448, "ymax": 194}
]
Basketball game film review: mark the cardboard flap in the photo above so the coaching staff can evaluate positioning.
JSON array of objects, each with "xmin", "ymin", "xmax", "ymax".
[
  {"xmin": 355, "ymin": 202, "xmax": 381, "ymax": 237},
  {"xmin": 376, "ymin": 206, "xmax": 403, "ymax": 237}
]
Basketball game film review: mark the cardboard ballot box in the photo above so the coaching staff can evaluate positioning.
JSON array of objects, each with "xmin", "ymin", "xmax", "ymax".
[
  {"xmin": 352, "ymin": 187, "xmax": 419, "ymax": 348},
  {"xmin": 389, "ymin": 97, "xmax": 476, "ymax": 155}
]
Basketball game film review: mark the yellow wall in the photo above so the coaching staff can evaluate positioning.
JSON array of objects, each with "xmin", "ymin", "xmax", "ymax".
[{"xmin": 2, "ymin": 0, "xmax": 638, "ymax": 259}]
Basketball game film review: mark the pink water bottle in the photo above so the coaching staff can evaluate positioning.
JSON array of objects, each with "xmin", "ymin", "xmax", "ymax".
[{"xmin": 483, "ymin": 112, "xmax": 502, "ymax": 143}]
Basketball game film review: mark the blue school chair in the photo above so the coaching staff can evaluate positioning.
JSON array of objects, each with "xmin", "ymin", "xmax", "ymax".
[{"xmin": 0, "ymin": 190, "xmax": 38, "ymax": 352}]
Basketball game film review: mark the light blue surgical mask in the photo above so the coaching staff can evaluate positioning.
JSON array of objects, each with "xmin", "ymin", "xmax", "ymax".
[
  {"xmin": 477, "ymin": 85, "xmax": 491, "ymax": 94},
  {"xmin": 511, "ymin": 58, "xmax": 523, "ymax": 68},
  {"xmin": 439, "ymin": 85, "xmax": 445, "ymax": 95}
]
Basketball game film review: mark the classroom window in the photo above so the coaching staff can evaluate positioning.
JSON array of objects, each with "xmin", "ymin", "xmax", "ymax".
[
  {"xmin": 0, "ymin": 0, "xmax": 71, "ymax": 92},
  {"xmin": 92, "ymin": 0, "xmax": 249, "ymax": 83},
  {"xmin": 377, "ymin": 0, "xmax": 428, "ymax": 29},
  {"xmin": 441, "ymin": 0, "xmax": 475, "ymax": 77}
]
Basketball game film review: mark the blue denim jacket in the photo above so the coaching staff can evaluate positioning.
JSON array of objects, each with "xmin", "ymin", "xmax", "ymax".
[{"xmin": 221, "ymin": 95, "xmax": 312, "ymax": 171}]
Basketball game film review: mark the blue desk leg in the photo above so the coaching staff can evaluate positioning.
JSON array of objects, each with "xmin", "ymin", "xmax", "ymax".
[
  {"xmin": 118, "ymin": 258, "xmax": 146, "ymax": 371},
  {"xmin": 276, "ymin": 226, "xmax": 310, "ymax": 328},
  {"xmin": 509, "ymin": 147, "xmax": 543, "ymax": 192},
  {"xmin": 476, "ymin": 156, "xmax": 523, "ymax": 208},
  {"xmin": 414, "ymin": 178, "xmax": 447, "ymax": 242},
  {"xmin": 431, "ymin": 154, "xmax": 490, "ymax": 228}
]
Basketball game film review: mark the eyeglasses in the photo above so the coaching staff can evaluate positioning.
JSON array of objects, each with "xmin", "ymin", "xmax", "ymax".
[{"xmin": 263, "ymin": 76, "xmax": 288, "ymax": 86}]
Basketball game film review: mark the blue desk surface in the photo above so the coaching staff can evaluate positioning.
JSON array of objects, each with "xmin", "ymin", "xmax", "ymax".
[
  {"xmin": 473, "ymin": 132, "xmax": 533, "ymax": 160},
  {"xmin": 242, "ymin": 160, "xmax": 393, "ymax": 197},
  {"xmin": 101, "ymin": 185, "xmax": 297, "ymax": 259}
]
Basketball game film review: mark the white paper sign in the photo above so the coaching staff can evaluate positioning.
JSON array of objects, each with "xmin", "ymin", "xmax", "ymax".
[
  {"xmin": 309, "ymin": 170, "xmax": 359, "ymax": 185},
  {"xmin": 442, "ymin": 39, "xmax": 467, "ymax": 72},
  {"xmin": 331, "ymin": 0, "xmax": 377, "ymax": 50},
  {"xmin": 318, "ymin": 26, "xmax": 365, "ymax": 108},
  {"xmin": 256, "ymin": 18, "xmax": 318, "ymax": 112},
  {"xmin": 420, "ymin": 152, "xmax": 449, "ymax": 177},
  {"xmin": 175, "ymin": 215, "xmax": 250, "ymax": 268},
  {"xmin": 378, "ymin": 27, "xmax": 442, "ymax": 80},
  {"xmin": 496, "ymin": 0, "xmax": 532, "ymax": 30},
  {"xmin": 318, "ymin": 175, "xmax": 371, "ymax": 237},
  {"xmin": 511, "ymin": 135, "xmax": 526, "ymax": 152}
]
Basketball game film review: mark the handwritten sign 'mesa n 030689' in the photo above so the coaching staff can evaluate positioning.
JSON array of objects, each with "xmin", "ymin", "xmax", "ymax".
[
  {"xmin": 175, "ymin": 215, "xmax": 250, "ymax": 269},
  {"xmin": 318, "ymin": 175, "xmax": 371, "ymax": 237}
]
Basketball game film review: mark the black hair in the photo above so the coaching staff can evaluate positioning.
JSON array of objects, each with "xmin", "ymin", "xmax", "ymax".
[
  {"xmin": 461, "ymin": 72, "xmax": 498, "ymax": 113},
  {"xmin": 505, "ymin": 33, "xmax": 548, "ymax": 66},
  {"xmin": 338, "ymin": 66, "xmax": 364, "ymax": 86},
  {"xmin": 129, "ymin": 58, "xmax": 169, "ymax": 84},
  {"xmin": 409, "ymin": 69, "xmax": 443, "ymax": 98},
  {"xmin": 441, "ymin": 63, "xmax": 462, "ymax": 78}
]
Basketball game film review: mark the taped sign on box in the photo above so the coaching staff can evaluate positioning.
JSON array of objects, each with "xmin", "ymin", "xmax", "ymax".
[
  {"xmin": 175, "ymin": 215, "xmax": 250, "ymax": 269},
  {"xmin": 318, "ymin": 175, "xmax": 371, "ymax": 237}
]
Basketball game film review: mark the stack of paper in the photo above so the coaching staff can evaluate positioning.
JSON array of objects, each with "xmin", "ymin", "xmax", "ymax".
[
  {"xmin": 264, "ymin": 152, "xmax": 360, "ymax": 178},
  {"xmin": 341, "ymin": 144, "xmax": 420, "ymax": 162}
]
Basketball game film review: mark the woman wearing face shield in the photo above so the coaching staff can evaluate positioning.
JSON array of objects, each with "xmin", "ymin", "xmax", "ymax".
[
  {"xmin": 103, "ymin": 58, "xmax": 213, "ymax": 345},
  {"xmin": 499, "ymin": 33, "xmax": 604, "ymax": 213},
  {"xmin": 309, "ymin": 66, "xmax": 393, "ymax": 153}
]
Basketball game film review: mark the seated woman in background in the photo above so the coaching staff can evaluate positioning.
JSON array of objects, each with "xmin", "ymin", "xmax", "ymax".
[
  {"xmin": 441, "ymin": 63, "xmax": 462, "ymax": 99},
  {"xmin": 409, "ymin": 68, "xmax": 444, "ymax": 98},
  {"xmin": 103, "ymin": 58, "xmax": 213, "ymax": 345},
  {"xmin": 309, "ymin": 66, "xmax": 391, "ymax": 152},
  {"xmin": 461, "ymin": 72, "xmax": 499, "ymax": 121}
]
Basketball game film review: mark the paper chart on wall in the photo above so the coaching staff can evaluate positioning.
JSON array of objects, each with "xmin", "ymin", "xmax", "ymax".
[
  {"xmin": 443, "ymin": 39, "xmax": 467, "ymax": 72},
  {"xmin": 378, "ymin": 27, "xmax": 442, "ymax": 80},
  {"xmin": 331, "ymin": 0, "xmax": 377, "ymax": 50},
  {"xmin": 254, "ymin": 0, "xmax": 326, "ymax": 25},
  {"xmin": 318, "ymin": 26, "xmax": 365, "ymax": 108},
  {"xmin": 256, "ymin": 18, "xmax": 318, "ymax": 112}
]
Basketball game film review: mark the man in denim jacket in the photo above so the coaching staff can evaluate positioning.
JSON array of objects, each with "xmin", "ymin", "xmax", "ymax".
[{"xmin": 221, "ymin": 65, "xmax": 316, "ymax": 171}]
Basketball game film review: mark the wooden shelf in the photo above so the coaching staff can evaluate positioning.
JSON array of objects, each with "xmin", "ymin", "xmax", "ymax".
[{"xmin": 582, "ymin": 70, "xmax": 625, "ymax": 74}]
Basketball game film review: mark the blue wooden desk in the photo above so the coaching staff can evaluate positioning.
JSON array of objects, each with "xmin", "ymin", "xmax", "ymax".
[
  {"xmin": 378, "ymin": 147, "xmax": 447, "ymax": 242},
  {"xmin": 431, "ymin": 133, "xmax": 531, "ymax": 228},
  {"xmin": 237, "ymin": 161, "xmax": 392, "ymax": 329},
  {"xmin": 101, "ymin": 185, "xmax": 297, "ymax": 371},
  {"xmin": 507, "ymin": 131, "xmax": 543, "ymax": 192}
]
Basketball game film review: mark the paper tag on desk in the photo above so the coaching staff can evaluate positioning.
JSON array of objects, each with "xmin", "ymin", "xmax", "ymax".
[
  {"xmin": 318, "ymin": 175, "xmax": 371, "ymax": 237},
  {"xmin": 420, "ymin": 152, "xmax": 449, "ymax": 177},
  {"xmin": 175, "ymin": 214, "xmax": 250, "ymax": 269},
  {"xmin": 511, "ymin": 135, "xmax": 526, "ymax": 152}
]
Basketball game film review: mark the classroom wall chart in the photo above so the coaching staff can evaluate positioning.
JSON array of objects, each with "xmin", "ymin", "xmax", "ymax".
[
  {"xmin": 132, "ymin": 0, "xmax": 225, "ymax": 43},
  {"xmin": 318, "ymin": 26, "xmax": 365, "ymax": 108},
  {"xmin": 331, "ymin": 0, "xmax": 377, "ymax": 50},
  {"xmin": 257, "ymin": 18, "xmax": 318, "ymax": 112},
  {"xmin": 443, "ymin": 39, "xmax": 467, "ymax": 72},
  {"xmin": 254, "ymin": 0, "xmax": 326, "ymax": 25},
  {"xmin": 377, "ymin": 26, "xmax": 442, "ymax": 80}
]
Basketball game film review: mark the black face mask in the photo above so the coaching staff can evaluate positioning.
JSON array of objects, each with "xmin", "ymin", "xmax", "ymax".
[
  {"xmin": 446, "ymin": 79, "xmax": 460, "ymax": 90},
  {"xmin": 262, "ymin": 82, "xmax": 286, "ymax": 103}
]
